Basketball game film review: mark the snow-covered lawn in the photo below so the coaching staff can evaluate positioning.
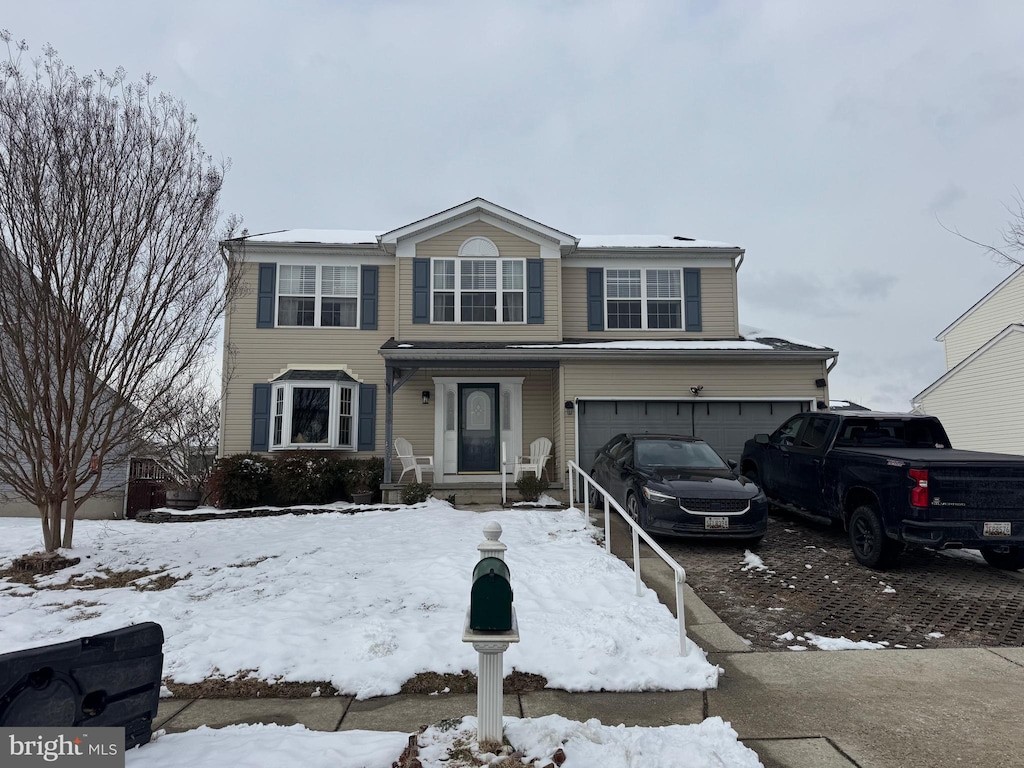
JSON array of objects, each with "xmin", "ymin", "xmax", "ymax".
[
  {"xmin": 0, "ymin": 501, "xmax": 718, "ymax": 697},
  {"xmin": 125, "ymin": 716, "xmax": 763, "ymax": 768}
]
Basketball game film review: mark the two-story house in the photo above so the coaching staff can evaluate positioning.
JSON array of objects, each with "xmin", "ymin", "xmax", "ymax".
[
  {"xmin": 912, "ymin": 266, "xmax": 1024, "ymax": 454},
  {"xmin": 219, "ymin": 198, "xmax": 837, "ymax": 499}
]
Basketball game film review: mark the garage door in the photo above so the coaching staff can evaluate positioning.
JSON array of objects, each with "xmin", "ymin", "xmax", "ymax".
[{"xmin": 576, "ymin": 400, "xmax": 806, "ymax": 468}]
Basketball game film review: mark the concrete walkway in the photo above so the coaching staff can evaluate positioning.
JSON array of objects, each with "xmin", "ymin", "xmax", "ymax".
[{"xmin": 152, "ymin": 512, "xmax": 1024, "ymax": 767}]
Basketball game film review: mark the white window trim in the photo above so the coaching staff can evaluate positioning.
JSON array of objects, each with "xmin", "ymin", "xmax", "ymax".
[
  {"xmin": 276, "ymin": 263, "xmax": 361, "ymax": 329},
  {"xmin": 605, "ymin": 267, "xmax": 683, "ymax": 331},
  {"xmin": 429, "ymin": 257, "xmax": 527, "ymax": 324},
  {"xmin": 270, "ymin": 380, "xmax": 359, "ymax": 450}
]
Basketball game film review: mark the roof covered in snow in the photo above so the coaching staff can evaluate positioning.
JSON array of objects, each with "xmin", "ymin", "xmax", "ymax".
[
  {"xmin": 242, "ymin": 229, "xmax": 383, "ymax": 245},
  {"xmin": 575, "ymin": 235, "xmax": 739, "ymax": 249}
]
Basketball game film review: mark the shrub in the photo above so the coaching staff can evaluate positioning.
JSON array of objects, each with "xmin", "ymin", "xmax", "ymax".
[
  {"xmin": 515, "ymin": 474, "xmax": 549, "ymax": 503},
  {"xmin": 270, "ymin": 451, "xmax": 341, "ymax": 506},
  {"xmin": 207, "ymin": 453, "xmax": 274, "ymax": 509},
  {"xmin": 401, "ymin": 482, "xmax": 432, "ymax": 505},
  {"xmin": 344, "ymin": 457, "xmax": 385, "ymax": 502}
]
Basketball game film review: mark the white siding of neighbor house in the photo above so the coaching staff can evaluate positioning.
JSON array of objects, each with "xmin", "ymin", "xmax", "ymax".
[
  {"xmin": 221, "ymin": 261, "xmax": 396, "ymax": 457},
  {"xmin": 560, "ymin": 265, "xmax": 739, "ymax": 338},
  {"xmin": 942, "ymin": 268, "xmax": 1024, "ymax": 369},
  {"xmin": 917, "ymin": 330, "xmax": 1024, "ymax": 455},
  {"xmin": 397, "ymin": 221, "xmax": 562, "ymax": 342},
  {"xmin": 559, "ymin": 358, "xmax": 826, "ymax": 472}
]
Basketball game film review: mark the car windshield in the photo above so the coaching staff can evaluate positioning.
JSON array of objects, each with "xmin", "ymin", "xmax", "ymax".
[{"xmin": 634, "ymin": 439, "xmax": 727, "ymax": 469}]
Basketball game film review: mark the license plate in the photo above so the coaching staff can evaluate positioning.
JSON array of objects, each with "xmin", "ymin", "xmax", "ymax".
[
  {"xmin": 984, "ymin": 522, "xmax": 1012, "ymax": 536},
  {"xmin": 705, "ymin": 517, "xmax": 729, "ymax": 530}
]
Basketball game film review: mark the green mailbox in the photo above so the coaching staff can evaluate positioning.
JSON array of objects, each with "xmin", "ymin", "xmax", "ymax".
[{"xmin": 470, "ymin": 557, "xmax": 513, "ymax": 632}]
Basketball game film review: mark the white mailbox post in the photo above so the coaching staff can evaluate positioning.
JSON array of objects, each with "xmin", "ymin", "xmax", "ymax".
[{"xmin": 462, "ymin": 522, "xmax": 520, "ymax": 745}]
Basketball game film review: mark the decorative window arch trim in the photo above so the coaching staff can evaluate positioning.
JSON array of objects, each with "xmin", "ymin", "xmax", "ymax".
[{"xmin": 458, "ymin": 236, "xmax": 500, "ymax": 258}]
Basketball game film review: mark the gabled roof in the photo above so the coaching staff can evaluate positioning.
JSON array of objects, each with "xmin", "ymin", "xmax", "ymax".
[
  {"xmin": 935, "ymin": 265, "xmax": 1024, "ymax": 341},
  {"xmin": 243, "ymin": 229, "xmax": 382, "ymax": 245},
  {"xmin": 378, "ymin": 197, "xmax": 577, "ymax": 247},
  {"xmin": 913, "ymin": 323, "xmax": 1024, "ymax": 403}
]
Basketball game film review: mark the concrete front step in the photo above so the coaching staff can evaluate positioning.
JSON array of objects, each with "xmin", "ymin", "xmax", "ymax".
[{"xmin": 382, "ymin": 482, "xmax": 566, "ymax": 506}]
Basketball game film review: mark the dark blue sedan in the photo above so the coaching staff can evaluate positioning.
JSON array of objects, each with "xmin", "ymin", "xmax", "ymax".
[{"xmin": 590, "ymin": 433, "xmax": 768, "ymax": 542}]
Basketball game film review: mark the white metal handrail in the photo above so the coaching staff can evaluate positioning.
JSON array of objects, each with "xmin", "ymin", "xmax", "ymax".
[{"xmin": 567, "ymin": 460, "xmax": 689, "ymax": 656}]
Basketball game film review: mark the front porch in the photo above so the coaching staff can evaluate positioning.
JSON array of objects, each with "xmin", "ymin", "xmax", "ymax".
[{"xmin": 380, "ymin": 341, "xmax": 569, "ymax": 497}]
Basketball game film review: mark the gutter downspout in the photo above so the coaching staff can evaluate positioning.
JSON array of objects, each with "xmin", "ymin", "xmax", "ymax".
[{"xmin": 735, "ymin": 251, "xmax": 745, "ymax": 272}]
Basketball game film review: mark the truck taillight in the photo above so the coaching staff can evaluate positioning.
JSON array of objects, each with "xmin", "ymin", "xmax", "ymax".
[{"xmin": 909, "ymin": 468, "xmax": 929, "ymax": 507}]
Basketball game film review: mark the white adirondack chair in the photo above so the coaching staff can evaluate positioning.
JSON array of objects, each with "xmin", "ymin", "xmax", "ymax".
[
  {"xmin": 394, "ymin": 437, "xmax": 435, "ymax": 483},
  {"xmin": 513, "ymin": 437, "xmax": 552, "ymax": 481}
]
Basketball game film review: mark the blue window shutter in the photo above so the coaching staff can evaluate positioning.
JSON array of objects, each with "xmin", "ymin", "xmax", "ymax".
[
  {"xmin": 586, "ymin": 268, "xmax": 604, "ymax": 331},
  {"xmin": 527, "ymin": 259, "xmax": 544, "ymax": 324},
  {"xmin": 357, "ymin": 384, "xmax": 377, "ymax": 451},
  {"xmin": 360, "ymin": 266, "xmax": 378, "ymax": 330},
  {"xmin": 412, "ymin": 259, "xmax": 430, "ymax": 324},
  {"xmin": 257, "ymin": 263, "xmax": 276, "ymax": 328},
  {"xmin": 684, "ymin": 268, "xmax": 702, "ymax": 332},
  {"xmin": 251, "ymin": 383, "xmax": 271, "ymax": 452}
]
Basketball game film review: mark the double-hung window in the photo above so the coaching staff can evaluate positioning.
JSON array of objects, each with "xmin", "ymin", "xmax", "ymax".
[
  {"xmin": 431, "ymin": 258, "xmax": 525, "ymax": 323},
  {"xmin": 270, "ymin": 380, "xmax": 358, "ymax": 450},
  {"xmin": 606, "ymin": 268, "xmax": 683, "ymax": 330},
  {"xmin": 278, "ymin": 265, "xmax": 359, "ymax": 327}
]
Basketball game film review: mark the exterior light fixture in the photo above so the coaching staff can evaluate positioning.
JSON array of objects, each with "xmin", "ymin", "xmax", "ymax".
[
  {"xmin": 689, "ymin": 385, "xmax": 704, "ymax": 396},
  {"xmin": 564, "ymin": 400, "xmax": 574, "ymax": 413},
  {"xmin": 422, "ymin": 390, "xmax": 431, "ymax": 405},
  {"xmin": 815, "ymin": 378, "xmax": 827, "ymax": 388}
]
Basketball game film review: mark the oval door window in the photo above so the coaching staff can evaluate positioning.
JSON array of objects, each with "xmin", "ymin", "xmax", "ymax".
[{"xmin": 466, "ymin": 390, "xmax": 492, "ymax": 431}]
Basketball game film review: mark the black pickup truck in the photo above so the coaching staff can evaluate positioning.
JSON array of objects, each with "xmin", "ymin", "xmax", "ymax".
[{"xmin": 740, "ymin": 410, "xmax": 1024, "ymax": 570}]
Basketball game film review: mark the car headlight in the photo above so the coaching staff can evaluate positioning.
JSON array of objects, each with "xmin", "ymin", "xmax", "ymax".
[{"xmin": 642, "ymin": 486, "xmax": 675, "ymax": 503}]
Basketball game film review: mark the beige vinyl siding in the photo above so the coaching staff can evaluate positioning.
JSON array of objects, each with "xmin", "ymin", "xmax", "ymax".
[
  {"xmin": 398, "ymin": 222, "xmax": 561, "ymax": 342},
  {"xmin": 561, "ymin": 265, "xmax": 739, "ymax": 338},
  {"xmin": 221, "ymin": 262, "xmax": 395, "ymax": 457},
  {"xmin": 917, "ymin": 331, "xmax": 1024, "ymax": 455},
  {"xmin": 943, "ymin": 270, "xmax": 1024, "ymax": 369},
  {"xmin": 560, "ymin": 359, "xmax": 822, "ymax": 469}
]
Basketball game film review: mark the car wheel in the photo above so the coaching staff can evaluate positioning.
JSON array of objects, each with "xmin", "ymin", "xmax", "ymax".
[
  {"xmin": 980, "ymin": 546, "xmax": 1024, "ymax": 571},
  {"xmin": 849, "ymin": 505, "xmax": 901, "ymax": 570},
  {"xmin": 626, "ymin": 493, "xmax": 647, "ymax": 528}
]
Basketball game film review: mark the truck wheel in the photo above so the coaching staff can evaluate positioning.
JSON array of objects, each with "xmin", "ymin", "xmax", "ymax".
[
  {"xmin": 980, "ymin": 547, "xmax": 1024, "ymax": 571},
  {"xmin": 849, "ymin": 505, "xmax": 901, "ymax": 570},
  {"xmin": 743, "ymin": 465, "xmax": 760, "ymax": 486}
]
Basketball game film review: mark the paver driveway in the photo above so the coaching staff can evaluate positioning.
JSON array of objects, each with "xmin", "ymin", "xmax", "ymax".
[{"xmin": 657, "ymin": 509, "xmax": 1024, "ymax": 650}]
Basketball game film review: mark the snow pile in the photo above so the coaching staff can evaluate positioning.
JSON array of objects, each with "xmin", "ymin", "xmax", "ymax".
[
  {"xmin": 513, "ymin": 493, "xmax": 562, "ymax": 507},
  {"xmin": 804, "ymin": 633, "xmax": 885, "ymax": 651},
  {"xmin": 417, "ymin": 715, "xmax": 763, "ymax": 768},
  {"xmin": 125, "ymin": 716, "xmax": 763, "ymax": 768},
  {"xmin": 0, "ymin": 503, "xmax": 718, "ymax": 697},
  {"xmin": 740, "ymin": 550, "xmax": 768, "ymax": 571},
  {"xmin": 125, "ymin": 725, "xmax": 406, "ymax": 768}
]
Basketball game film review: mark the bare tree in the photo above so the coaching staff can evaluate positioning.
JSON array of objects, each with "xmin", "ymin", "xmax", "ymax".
[
  {"xmin": 942, "ymin": 191, "xmax": 1024, "ymax": 267},
  {"xmin": 0, "ymin": 34, "xmax": 241, "ymax": 551},
  {"xmin": 151, "ymin": 380, "xmax": 222, "ymax": 499}
]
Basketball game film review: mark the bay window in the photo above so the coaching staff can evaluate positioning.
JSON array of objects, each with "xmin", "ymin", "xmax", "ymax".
[{"xmin": 270, "ymin": 380, "xmax": 358, "ymax": 450}]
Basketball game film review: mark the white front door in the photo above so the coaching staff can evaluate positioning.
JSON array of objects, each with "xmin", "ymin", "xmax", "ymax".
[{"xmin": 433, "ymin": 377, "xmax": 523, "ymax": 478}]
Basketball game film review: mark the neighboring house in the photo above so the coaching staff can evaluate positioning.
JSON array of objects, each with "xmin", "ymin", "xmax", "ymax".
[
  {"xmin": 219, "ymin": 198, "xmax": 837, "ymax": 498},
  {"xmin": 912, "ymin": 266, "xmax": 1024, "ymax": 455},
  {"xmin": 829, "ymin": 400, "xmax": 870, "ymax": 411}
]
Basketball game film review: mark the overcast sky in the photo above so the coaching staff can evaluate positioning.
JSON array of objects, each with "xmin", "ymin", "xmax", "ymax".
[{"xmin": 6, "ymin": 1, "xmax": 1024, "ymax": 411}]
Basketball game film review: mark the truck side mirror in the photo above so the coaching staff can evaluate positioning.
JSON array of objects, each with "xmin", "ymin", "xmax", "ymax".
[{"xmin": 754, "ymin": 433, "xmax": 769, "ymax": 445}]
